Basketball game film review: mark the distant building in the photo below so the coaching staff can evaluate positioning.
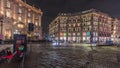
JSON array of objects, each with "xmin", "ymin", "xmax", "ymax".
[
  {"xmin": 49, "ymin": 9, "xmax": 120, "ymax": 45},
  {"xmin": 0, "ymin": 0, "xmax": 43, "ymax": 40},
  {"xmin": 111, "ymin": 18, "xmax": 120, "ymax": 44}
]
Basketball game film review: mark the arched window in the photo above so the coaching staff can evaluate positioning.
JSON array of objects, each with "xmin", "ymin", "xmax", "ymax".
[
  {"xmin": 7, "ymin": 0, "xmax": 11, "ymax": 8},
  {"xmin": 6, "ymin": 10, "xmax": 11, "ymax": 17}
]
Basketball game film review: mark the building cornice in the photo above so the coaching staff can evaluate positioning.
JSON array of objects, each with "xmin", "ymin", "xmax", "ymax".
[{"xmin": 15, "ymin": 0, "xmax": 43, "ymax": 15}]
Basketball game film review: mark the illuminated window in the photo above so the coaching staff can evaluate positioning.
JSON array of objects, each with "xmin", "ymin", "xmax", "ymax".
[
  {"xmin": 83, "ymin": 37, "xmax": 86, "ymax": 40},
  {"xmin": 69, "ymin": 24, "xmax": 71, "ymax": 26},
  {"xmin": 77, "ymin": 23, "xmax": 80, "ymax": 26},
  {"xmin": 60, "ymin": 24, "xmax": 63, "ymax": 27},
  {"xmin": 19, "ymin": 4, "xmax": 22, "ymax": 7},
  {"xmin": 17, "ymin": 24, "xmax": 24, "ymax": 29},
  {"xmin": 60, "ymin": 32, "xmax": 63, "ymax": 36},
  {"xmin": 5, "ymin": 29, "xmax": 11, "ymax": 39},
  {"xmin": 35, "ymin": 22, "xmax": 38, "ymax": 26},
  {"xmin": 73, "ymin": 24, "xmax": 75, "ymax": 27},
  {"xmin": 18, "ymin": 17, "xmax": 22, "ymax": 21},
  {"xmin": 13, "ymin": 21, "xmax": 17, "ymax": 25},
  {"xmin": 28, "ymin": 9, "xmax": 31, "ymax": 11},
  {"xmin": 64, "ymin": 33, "xmax": 66, "ymax": 36},
  {"xmin": 6, "ymin": 0, "xmax": 10, "ymax": 8},
  {"xmin": 87, "ymin": 22, "xmax": 90, "ymax": 25},
  {"xmin": 6, "ymin": 11, "xmax": 11, "ymax": 17},
  {"xmin": 28, "ymin": 19, "xmax": 31, "ymax": 23},
  {"xmin": 68, "ymin": 33, "xmax": 71, "ymax": 36},
  {"xmin": 73, "ymin": 33, "xmax": 75, "ymax": 36},
  {"xmin": 83, "ymin": 32, "xmax": 86, "ymax": 36},
  {"xmin": 77, "ymin": 33, "xmax": 80, "ymax": 36},
  {"xmin": 28, "ymin": 13, "xmax": 31, "ymax": 17},
  {"xmin": 18, "ymin": 8, "xmax": 22, "ymax": 14},
  {"xmin": 86, "ymin": 32, "xmax": 90, "ymax": 36}
]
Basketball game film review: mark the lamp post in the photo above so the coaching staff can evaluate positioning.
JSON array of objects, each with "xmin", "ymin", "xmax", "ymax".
[
  {"xmin": 0, "ymin": 17, "xmax": 3, "ymax": 35},
  {"xmin": 0, "ymin": 16, "xmax": 4, "ymax": 44}
]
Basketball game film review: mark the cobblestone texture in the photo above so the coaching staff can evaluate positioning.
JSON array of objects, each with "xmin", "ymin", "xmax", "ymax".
[
  {"xmin": 0, "ymin": 43, "xmax": 120, "ymax": 68},
  {"xmin": 25, "ymin": 43, "xmax": 120, "ymax": 68}
]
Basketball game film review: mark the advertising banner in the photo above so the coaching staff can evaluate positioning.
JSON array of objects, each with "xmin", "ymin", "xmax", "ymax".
[{"xmin": 13, "ymin": 34, "xmax": 27, "ymax": 52}]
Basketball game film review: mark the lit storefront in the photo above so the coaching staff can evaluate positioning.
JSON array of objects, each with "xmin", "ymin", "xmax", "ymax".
[
  {"xmin": 49, "ymin": 9, "xmax": 120, "ymax": 45},
  {"xmin": 5, "ymin": 29, "xmax": 11, "ymax": 39}
]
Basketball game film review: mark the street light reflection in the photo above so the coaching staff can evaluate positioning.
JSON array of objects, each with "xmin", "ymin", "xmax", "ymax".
[{"xmin": 52, "ymin": 42, "xmax": 59, "ymax": 46}]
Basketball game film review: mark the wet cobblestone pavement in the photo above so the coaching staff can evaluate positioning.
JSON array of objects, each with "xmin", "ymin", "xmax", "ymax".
[
  {"xmin": 1, "ymin": 43, "xmax": 120, "ymax": 68},
  {"xmin": 25, "ymin": 43, "xmax": 120, "ymax": 68},
  {"xmin": 0, "ymin": 57, "xmax": 21, "ymax": 68},
  {"xmin": 25, "ymin": 44, "xmax": 88, "ymax": 68}
]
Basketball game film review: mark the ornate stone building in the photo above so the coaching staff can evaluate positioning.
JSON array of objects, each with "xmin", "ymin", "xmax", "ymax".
[
  {"xmin": 49, "ymin": 9, "xmax": 120, "ymax": 45},
  {"xmin": 111, "ymin": 18, "xmax": 120, "ymax": 44},
  {"xmin": 0, "ymin": 0, "xmax": 43, "ymax": 40}
]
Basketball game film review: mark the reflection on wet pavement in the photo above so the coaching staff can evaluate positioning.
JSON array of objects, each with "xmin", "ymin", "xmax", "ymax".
[
  {"xmin": 25, "ymin": 43, "xmax": 88, "ymax": 68},
  {"xmin": 25, "ymin": 43, "xmax": 120, "ymax": 68}
]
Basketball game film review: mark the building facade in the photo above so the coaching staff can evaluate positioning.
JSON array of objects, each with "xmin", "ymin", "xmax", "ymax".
[
  {"xmin": 49, "ymin": 13, "xmax": 68, "ymax": 42},
  {"xmin": 111, "ymin": 18, "xmax": 120, "ymax": 44},
  {"xmin": 49, "ymin": 9, "xmax": 120, "ymax": 44},
  {"xmin": 0, "ymin": 0, "xmax": 43, "ymax": 40}
]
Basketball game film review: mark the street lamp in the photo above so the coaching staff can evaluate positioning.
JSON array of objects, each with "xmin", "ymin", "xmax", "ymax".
[
  {"xmin": 0, "ymin": 16, "xmax": 4, "ymax": 44},
  {"xmin": 0, "ymin": 16, "xmax": 4, "ymax": 35}
]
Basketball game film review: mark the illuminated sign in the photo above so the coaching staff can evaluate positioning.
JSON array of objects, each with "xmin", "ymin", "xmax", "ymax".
[
  {"xmin": 83, "ymin": 32, "xmax": 86, "ymax": 36},
  {"xmin": 64, "ymin": 33, "xmax": 66, "ymax": 36},
  {"xmin": 86, "ymin": 32, "xmax": 90, "ymax": 36},
  {"xmin": 60, "ymin": 32, "xmax": 63, "ymax": 36},
  {"xmin": 18, "ymin": 46, "xmax": 24, "ymax": 51}
]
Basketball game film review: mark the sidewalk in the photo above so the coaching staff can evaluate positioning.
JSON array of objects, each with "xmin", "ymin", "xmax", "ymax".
[{"xmin": 0, "ymin": 44, "xmax": 13, "ymax": 52}]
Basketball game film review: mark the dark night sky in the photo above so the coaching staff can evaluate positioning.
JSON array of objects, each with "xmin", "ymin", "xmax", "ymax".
[{"xmin": 26, "ymin": 0, "xmax": 120, "ymax": 33}]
